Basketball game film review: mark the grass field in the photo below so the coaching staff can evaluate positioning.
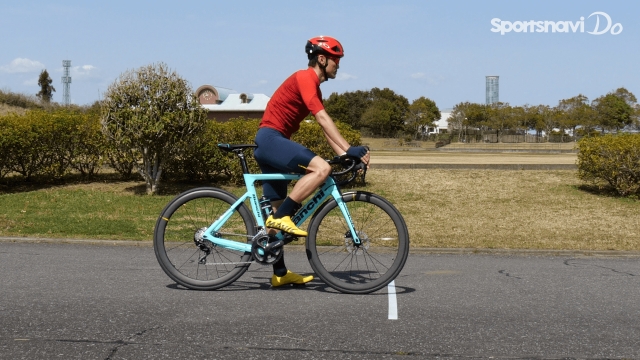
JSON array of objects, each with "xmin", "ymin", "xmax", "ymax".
[
  {"xmin": 0, "ymin": 169, "xmax": 638, "ymax": 250},
  {"xmin": 371, "ymin": 151, "xmax": 577, "ymax": 165},
  {"xmin": 362, "ymin": 137, "xmax": 577, "ymax": 152}
]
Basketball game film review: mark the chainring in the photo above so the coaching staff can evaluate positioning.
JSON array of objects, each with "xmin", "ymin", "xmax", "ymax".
[{"xmin": 251, "ymin": 233, "xmax": 284, "ymax": 265}]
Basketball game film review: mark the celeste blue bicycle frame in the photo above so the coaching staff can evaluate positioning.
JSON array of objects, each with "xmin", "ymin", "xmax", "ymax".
[{"xmin": 200, "ymin": 172, "xmax": 360, "ymax": 253}]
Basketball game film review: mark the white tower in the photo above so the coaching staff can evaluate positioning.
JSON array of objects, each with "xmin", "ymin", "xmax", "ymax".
[{"xmin": 62, "ymin": 60, "xmax": 72, "ymax": 105}]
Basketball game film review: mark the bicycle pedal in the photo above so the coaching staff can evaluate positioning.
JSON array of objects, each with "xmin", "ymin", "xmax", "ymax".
[{"xmin": 283, "ymin": 234, "xmax": 298, "ymax": 245}]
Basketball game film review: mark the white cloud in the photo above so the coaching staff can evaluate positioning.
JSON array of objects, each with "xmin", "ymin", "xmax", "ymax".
[
  {"xmin": 410, "ymin": 72, "xmax": 443, "ymax": 85},
  {"xmin": 336, "ymin": 72, "xmax": 356, "ymax": 81},
  {"xmin": 68, "ymin": 64, "xmax": 98, "ymax": 79},
  {"xmin": 22, "ymin": 77, "xmax": 39, "ymax": 86},
  {"xmin": 0, "ymin": 58, "xmax": 45, "ymax": 73}
]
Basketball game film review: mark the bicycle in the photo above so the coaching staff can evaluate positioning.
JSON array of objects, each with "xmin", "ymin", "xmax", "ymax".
[{"xmin": 153, "ymin": 144, "xmax": 409, "ymax": 294}]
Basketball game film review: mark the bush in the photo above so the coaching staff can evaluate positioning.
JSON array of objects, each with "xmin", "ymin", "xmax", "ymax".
[
  {"xmin": 164, "ymin": 118, "xmax": 362, "ymax": 185},
  {"xmin": 163, "ymin": 118, "xmax": 259, "ymax": 184},
  {"xmin": 0, "ymin": 109, "xmax": 108, "ymax": 181},
  {"xmin": 0, "ymin": 110, "xmax": 68, "ymax": 179},
  {"xmin": 65, "ymin": 112, "xmax": 107, "ymax": 177},
  {"xmin": 292, "ymin": 120, "xmax": 361, "ymax": 160},
  {"xmin": 577, "ymin": 134, "xmax": 640, "ymax": 197},
  {"xmin": 0, "ymin": 112, "xmax": 362, "ymax": 186},
  {"xmin": 0, "ymin": 90, "xmax": 43, "ymax": 110}
]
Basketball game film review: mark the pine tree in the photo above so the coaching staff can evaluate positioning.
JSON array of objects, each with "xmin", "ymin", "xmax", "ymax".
[{"xmin": 36, "ymin": 69, "xmax": 56, "ymax": 103}]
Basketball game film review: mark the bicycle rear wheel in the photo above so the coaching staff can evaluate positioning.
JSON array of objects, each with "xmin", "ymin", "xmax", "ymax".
[
  {"xmin": 306, "ymin": 191, "xmax": 409, "ymax": 294},
  {"xmin": 153, "ymin": 187, "xmax": 255, "ymax": 290}
]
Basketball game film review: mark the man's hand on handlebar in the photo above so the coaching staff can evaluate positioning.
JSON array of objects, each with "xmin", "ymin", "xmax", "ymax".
[{"xmin": 346, "ymin": 146, "xmax": 370, "ymax": 169}]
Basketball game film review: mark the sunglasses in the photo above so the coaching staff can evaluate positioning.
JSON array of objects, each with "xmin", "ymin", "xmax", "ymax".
[{"xmin": 327, "ymin": 56, "xmax": 340, "ymax": 65}]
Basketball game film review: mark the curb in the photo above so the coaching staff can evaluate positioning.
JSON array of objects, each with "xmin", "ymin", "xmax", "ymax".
[
  {"xmin": 0, "ymin": 236, "xmax": 153, "ymax": 247},
  {"xmin": 2, "ymin": 237, "xmax": 639, "ymax": 257}
]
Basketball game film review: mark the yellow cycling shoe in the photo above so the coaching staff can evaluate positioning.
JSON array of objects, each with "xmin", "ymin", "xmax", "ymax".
[
  {"xmin": 265, "ymin": 215, "xmax": 308, "ymax": 237},
  {"xmin": 271, "ymin": 270, "xmax": 314, "ymax": 287}
]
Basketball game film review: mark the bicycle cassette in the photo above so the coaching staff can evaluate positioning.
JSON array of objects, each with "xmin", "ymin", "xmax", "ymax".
[{"xmin": 251, "ymin": 233, "xmax": 284, "ymax": 265}]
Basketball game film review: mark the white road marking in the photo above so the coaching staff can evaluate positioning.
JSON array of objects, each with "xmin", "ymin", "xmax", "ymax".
[{"xmin": 388, "ymin": 280, "xmax": 398, "ymax": 320}]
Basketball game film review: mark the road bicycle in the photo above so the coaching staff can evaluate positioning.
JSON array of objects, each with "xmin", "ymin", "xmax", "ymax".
[{"xmin": 153, "ymin": 144, "xmax": 409, "ymax": 294}]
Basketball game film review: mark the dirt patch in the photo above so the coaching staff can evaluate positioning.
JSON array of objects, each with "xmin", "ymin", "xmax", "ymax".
[{"xmin": 371, "ymin": 151, "xmax": 577, "ymax": 165}]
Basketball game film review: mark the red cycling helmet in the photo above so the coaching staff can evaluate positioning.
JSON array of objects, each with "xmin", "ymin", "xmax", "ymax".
[{"xmin": 305, "ymin": 36, "xmax": 344, "ymax": 59}]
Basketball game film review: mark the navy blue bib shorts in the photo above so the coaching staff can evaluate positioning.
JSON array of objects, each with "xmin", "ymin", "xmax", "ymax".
[{"xmin": 254, "ymin": 127, "xmax": 316, "ymax": 201}]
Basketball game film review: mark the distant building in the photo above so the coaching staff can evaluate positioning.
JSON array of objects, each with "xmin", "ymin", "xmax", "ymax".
[
  {"xmin": 423, "ymin": 108, "xmax": 452, "ymax": 135},
  {"xmin": 485, "ymin": 76, "xmax": 499, "ymax": 105},
  {"xmin": 196, "ymin": 85, "xmax": 270, "ymax": 122}
]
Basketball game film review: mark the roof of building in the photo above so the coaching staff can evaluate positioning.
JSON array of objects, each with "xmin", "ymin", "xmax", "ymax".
[{"xmin": 200, "ymin": 92, "xmax": 270, "ymax": 112}]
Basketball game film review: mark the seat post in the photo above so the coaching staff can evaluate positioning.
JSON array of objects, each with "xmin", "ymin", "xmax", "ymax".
[{"xmin": 234, "ymin": 150, "xmax": 250, "ymax": 174}]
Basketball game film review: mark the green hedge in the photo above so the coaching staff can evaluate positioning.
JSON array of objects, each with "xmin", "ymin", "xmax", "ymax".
[
  {"xmin": 1, "ymin": 112, "xmax": 361, "ymax": 185},
  {"xmin": 164, "ymin": 118, "xmax": 362, "ymax": 184},
  {"xmin": 577, "ymin": 134, "xmax": 640, "ymax": 197},
  {"xmin": 0, "ymin": 110, "xmax": 105, "ymax": 180}
]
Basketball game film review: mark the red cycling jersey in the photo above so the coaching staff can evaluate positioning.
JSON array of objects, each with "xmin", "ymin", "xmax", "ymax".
[{"xmin": 260, "ymin": 67, "xmax": 324, "ymax": 139}]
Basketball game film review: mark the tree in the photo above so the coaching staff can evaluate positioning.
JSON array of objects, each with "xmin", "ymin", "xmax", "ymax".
[
  {"xmin": 447, "ymin": 103, "xmax": 467, "ymax": 134},
  {"xmin": 361, "ymin": 99, "xmax": 396, "ymax": 136},
  {"xmin": 527, "ymin": 105, "xmax": 558, "ymax": 140},
  {"xmin": 449, "ymin": 102, "xmax": 491, "ymax": 142},
  {"xmin": 487, "ymin": 102, "xmax": 516, "ymax": 142},
  {"xmin": 592, "ymin": 88, "xmax": 637, "ymax": 132},
  {"xmin": 101, "ymin": 63, "xmax": 208, "ymax": 194},
  {"xmin": 407, "ymin": 97, "xmax": 440, "ymax": 139},
  {"xmin": 324, "ymin": 90, "xmax": 371, "ymax": 129},
  {"xmin": 366, "ymin": 88, "xmax": 409, "ymax": 136},
  {"xmin": 36, "ymin": 69, "xmax": 55, "ymax": 103},
  {"xmin": 325, "ymin": 87, "xmax": 409, "ymax": 136},
  {"xmin": 557, "ymin": 94, "xmax": 592, "ymax": 139}
]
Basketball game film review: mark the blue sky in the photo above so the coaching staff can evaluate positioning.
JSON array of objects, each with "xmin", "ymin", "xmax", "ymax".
[{"xmin": 1, "ymin": 0, "xmax": 637, "ymax": 109}]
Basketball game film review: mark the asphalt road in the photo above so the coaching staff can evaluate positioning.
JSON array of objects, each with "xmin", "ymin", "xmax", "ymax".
[{"xmin": 1, "ymin": 242, "xmax": 639, "ymax": 359}]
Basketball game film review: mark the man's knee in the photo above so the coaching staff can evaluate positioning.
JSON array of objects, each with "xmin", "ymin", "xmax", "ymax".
[{"xmin": 307, "ymin": 157, "xmax": 331, "ymax": 179}]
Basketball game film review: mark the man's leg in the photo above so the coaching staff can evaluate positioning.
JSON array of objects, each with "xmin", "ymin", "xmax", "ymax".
[
  {"xmin": 268, "ymin": 200, "xmax": 313, "ymax": 286},
  {"xmin": 288, "ymin": 156, "xmax": 332, "ymax": 203},
  {"xmin": 268, "ymin": 156, "xmax": 331, "ymax": 236}
]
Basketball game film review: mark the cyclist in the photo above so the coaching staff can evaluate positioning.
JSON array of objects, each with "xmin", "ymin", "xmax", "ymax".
[{"xmin": 254, "ymin": 35, "xmax": 370, "ymax": 287}]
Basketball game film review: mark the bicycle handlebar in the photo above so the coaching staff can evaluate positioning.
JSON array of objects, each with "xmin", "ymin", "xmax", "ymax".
[{"xmin": 327, "ymin": 155, "xmax": 367, "ymax": 186}]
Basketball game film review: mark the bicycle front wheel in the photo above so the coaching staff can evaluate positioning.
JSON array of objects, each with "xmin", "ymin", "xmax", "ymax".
[
  {"xmin": 153, "ymin": 187, "xmax": 255, "ymax": 290},
  {"xmin": 306, "ymin": 191, "xmax": 409, "ymax": 294}
]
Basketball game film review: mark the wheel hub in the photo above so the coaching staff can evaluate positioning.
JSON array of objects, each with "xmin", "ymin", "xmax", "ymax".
[{"xmin": 344, "ymin": 231, "xmax": 370, "ymax": 254}]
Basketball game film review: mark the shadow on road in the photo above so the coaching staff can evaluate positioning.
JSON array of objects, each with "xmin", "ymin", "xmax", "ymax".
[{"xmin": 165, "ymin": 278, "xmax": 416, "ymax": 295}]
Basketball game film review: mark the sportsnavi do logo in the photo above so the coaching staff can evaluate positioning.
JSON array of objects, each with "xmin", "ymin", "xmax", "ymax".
[{"xmin": 490, "ymin": 12, "xmax": 623, "ymax": 35}]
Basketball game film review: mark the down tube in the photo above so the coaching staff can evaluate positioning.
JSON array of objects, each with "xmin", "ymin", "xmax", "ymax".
[{"xmin": 290, "ymin": 180, "xmax": 360, "ymax": 244}]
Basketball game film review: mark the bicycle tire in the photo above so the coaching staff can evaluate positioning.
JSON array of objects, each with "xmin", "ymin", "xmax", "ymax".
[
  {"xmin": 153, "ymin": 187, "xmax": 255, "ymax": 290},
  {"xmin": 306, "ymin": 191, "xmax": 409, "ymax": 294}
]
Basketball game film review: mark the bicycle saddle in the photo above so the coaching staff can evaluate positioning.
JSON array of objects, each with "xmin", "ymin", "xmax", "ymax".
[{"xmin": 217, "ymin": 144, "xmax": 257, "ymax": 153}]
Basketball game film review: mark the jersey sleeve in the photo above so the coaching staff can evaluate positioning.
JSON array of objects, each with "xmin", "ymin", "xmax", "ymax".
[{"xmin": 296, "ymin": 70, "xmax": 324, "ymax": 115}]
